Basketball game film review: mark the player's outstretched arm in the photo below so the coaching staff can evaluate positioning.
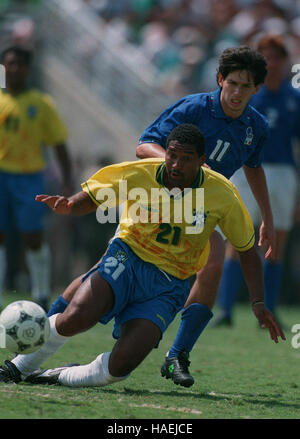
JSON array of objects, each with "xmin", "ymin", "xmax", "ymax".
[
  {"xmin": 36, "ymin": 191, "xmax": 97, "ymax": 216},
  {"xmin": 238, "ymin": 246, "xmax": 286, "ymax": 343}
]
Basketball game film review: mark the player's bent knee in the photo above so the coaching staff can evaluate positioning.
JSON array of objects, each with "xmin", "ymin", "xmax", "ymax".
[{"xmin": 109, "ymin": 320, "xmax": 161, "ymax": 376}]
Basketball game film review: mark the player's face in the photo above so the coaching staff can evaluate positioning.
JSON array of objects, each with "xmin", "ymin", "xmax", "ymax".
[
  {"xmin": 3, "ymin": 52, "xmax": 30, "ymax": 90},
  {"xmin": 218, "ymin": 70, "xmax": 260, "ymax": 119},
  {"xmin": 165, "ymin": 141, "xmax": 205, "ymax": 190}
]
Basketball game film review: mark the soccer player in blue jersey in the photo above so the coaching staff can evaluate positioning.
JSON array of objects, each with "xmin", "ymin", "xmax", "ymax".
[
  {"xmin": 214, "ymin": 34, "xmax": 300, "ymax": 327},
  {"xmin": 0, "ymin": 124, "xmax": 285, "ymax": 387},
  {"xmin": 136, "ymin": 46, "xmax": 276, "ymax": 387}
]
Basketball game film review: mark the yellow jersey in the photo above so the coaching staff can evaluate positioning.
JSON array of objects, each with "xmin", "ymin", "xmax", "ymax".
[
  {"xmin": 82, "ymin": 158, "xmax": 255, "ymax": 280},
  {"xmin": 0, "ymin": 89, "xmax": 67, "ymax": 173}
]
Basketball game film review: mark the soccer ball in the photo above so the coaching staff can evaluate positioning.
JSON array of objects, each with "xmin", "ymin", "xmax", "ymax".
[{"xmin": 0, "ymin": 300, "xmax": 50, "ymax": 354}]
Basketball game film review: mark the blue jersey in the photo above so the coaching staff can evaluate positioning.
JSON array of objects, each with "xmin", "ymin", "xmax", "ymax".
[
  {"xmin": 249, "ymin": 81, "xmax": 300, "ymax": 167},
  {"xmin": 139, "ymin": 88, "xmax": 268, "ymax": 179}
]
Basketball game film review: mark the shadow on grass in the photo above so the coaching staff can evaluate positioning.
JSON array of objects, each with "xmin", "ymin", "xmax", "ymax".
[{"xmin": 100, "ymin": 387, "xmax": 300, "ymax": 410}]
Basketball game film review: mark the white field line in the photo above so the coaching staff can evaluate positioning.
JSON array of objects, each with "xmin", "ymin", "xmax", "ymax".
[
  {"xmin": 208, "ymin": 391, "xmax": 242, "ymax": 398},
  {"xmin": 126, "ymin": 402, "xmax": 202, "ymax": 415}
]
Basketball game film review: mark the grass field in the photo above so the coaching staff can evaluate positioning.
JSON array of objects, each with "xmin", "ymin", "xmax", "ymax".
[{"xmin": 1, "ymin": 291, "xmax": 300, "ymax": 421}]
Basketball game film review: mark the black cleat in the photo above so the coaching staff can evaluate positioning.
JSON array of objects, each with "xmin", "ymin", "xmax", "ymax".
[
  {"xmin": 0, "ymin": 360, "xmax": 22, "ymax": 383},
  {"xmin": 25, "ymin": 364, "xmax": 79, "ymax": 385},
  {"xmin": 161, "ymin": 350, "xmax": 194, "ymax": 388}
]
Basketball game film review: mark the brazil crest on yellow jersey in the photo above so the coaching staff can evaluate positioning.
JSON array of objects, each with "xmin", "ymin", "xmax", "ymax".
[
  {"xmin": 82, "ymin": 158, "xmax": 255, "ymax": 280},
  {"xmin": 0, "ymin": 89, "xmax": 67, "ymax": 173}
]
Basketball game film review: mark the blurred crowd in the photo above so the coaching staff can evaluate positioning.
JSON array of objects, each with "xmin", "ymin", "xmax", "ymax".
[
  {"xmin": 82, "ymin": 0, "xmax": 300, "ymax": 97},
  {"xmin": 2, "ymin": 0, "xmax": 300, "ymax": 98},
  {"xmin": 1, "ymin": 0, "xmax": 300, "ymax": 97}
]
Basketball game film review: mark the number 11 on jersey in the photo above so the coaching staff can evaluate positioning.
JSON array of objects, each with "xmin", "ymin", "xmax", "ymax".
[{"xmin": 209, "ymin": 139, "xmax": 230, "ymax": 162}]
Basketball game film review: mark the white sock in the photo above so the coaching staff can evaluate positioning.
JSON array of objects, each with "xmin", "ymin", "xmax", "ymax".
[
  {"xmin": 0, "ymin": 246, "xmax": 6, "ymax": 307},
  {"xmin": 12, "ymin": 314, "xmax": 68, "ymax": 378},
  {"xmin": 59, "ymin": 352, "xmax": 130, "ymax": 387},
  {"xmin": 25, "ymin": 244, "xmax": 51, "ymax": 302}
]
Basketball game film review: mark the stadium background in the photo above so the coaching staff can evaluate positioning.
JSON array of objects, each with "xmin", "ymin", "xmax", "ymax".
[{"xmin": 0, "ymin": 0, "xmax": 299, "ymax": 304}]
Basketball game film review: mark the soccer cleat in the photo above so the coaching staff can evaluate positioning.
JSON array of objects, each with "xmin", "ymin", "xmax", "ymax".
[
  {"xmin": 0, "ymin": 360, "xmax": 22, "ymax": 383},
  {"xmin": 25, "ymin": 364, "xmax": 79, "ymax": 385},
  {"xmin": 161, "ymin": 350, "xmax": 194, "ymax": 387}
]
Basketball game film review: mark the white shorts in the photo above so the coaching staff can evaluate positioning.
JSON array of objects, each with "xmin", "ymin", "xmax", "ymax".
[{"xmin": 230, "ymin": 164, "xmax": 298, "ymax": 231}]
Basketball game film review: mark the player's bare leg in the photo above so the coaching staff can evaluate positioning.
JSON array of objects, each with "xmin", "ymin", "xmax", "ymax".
[
  {"xmin": 260, "ymin": 228, "xmax": 287, "ymax": 315},
  {"xmin": 23, "ymin": 231, "xmax": 51, "ymax": 311},
  {"xmin": 47, "ymin": 260, "xmax": 101, "ymax": 316},
  {"xmin": 48, "ymin": 317, "xmax": 161, "ymax": 387},
  {"xmin": 13, "ymin": 269, "xmax": 162, "ymax": 387},
  {"xmin": 55, "ymin": 270, "xmax": 114, "ymax": 336},
  {"xmin": 185, "ymin": 230, "xmax": 225, "ymax": 309},
  {"xmin": 22, "ymin": 231, "xmax": 44, "ymax": 251},
  {"xmin": 272, "ymin": 229, "xmax": 287, "ymax": 262},
  {"xmin": 161, "ymin": 230, "xmax": 225, "ymax": 387},
  {"xmin": 9, "ymin": 270, "xmax": 115, "ymax": 381},
  {"xmin": 63, "ymin": 275, "xmax": 84, "ymax": 302},
  {"xmin": 109, "ymin": 319, "xmax": 161, "ymax": 377},
  {"xmin": 215, "ymin": 228, "xmax": 288, "ymax": 326},
  {"xmin": 24, "ymin": 317, "xmax": 162, "ymax": 387},
  {"xmin": 55, "ymin": 273, "xmax": 161, "ymax": 381},
  {"xmin": 210, "ymin": 241, "xmax": 242, "ymax": 326}
]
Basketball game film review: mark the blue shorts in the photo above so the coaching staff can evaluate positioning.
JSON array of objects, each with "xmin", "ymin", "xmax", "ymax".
[
  {"xmin": 82, "ymin": 238, "xmax": 190, "ymax": 341},
  {"xmin": 0, "ymin": 170, "xmax": 46, "ymax": 232}
]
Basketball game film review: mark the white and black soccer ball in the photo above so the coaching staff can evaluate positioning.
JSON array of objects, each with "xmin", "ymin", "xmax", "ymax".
[{"xmin": 0, "ymin": 300, "xmax": 50, "ymax": 354}]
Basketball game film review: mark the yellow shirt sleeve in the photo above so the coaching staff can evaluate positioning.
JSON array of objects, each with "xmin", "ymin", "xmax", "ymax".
[{"xmin": 81, "ymin": 162, "xmax": 132, "ymax": 210}]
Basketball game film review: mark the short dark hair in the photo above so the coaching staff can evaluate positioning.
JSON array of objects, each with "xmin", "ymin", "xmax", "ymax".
[
  {"xmin": 257, "ymin": 34, "xmax": 288, "ymax": 58},
  {"xmin": 1, "ymin": 46, "xmax": 33, "ymax": 65},
  {"xmin": 216, "ymin": 46, "xmax": 267, "ymax": 86},
  {"xmin": 166, "ymin": 124, "xmax": 206, "ymax": 156}
]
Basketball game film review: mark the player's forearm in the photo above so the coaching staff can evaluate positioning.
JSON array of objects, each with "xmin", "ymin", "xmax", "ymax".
[
  {"xmin": 68, "ymin": 191, "xmax": 97, "ymax": 216},
  {"xmin": 238, "ymin": 246, "xmax": 265, "ymax": 305},
  {"xmin": 136, "ymin": 142, "xmax": 166, "ymax": 159},
  {"xmin": 243, "ymin": 165, "xmax": 273, "ymax": 223}
]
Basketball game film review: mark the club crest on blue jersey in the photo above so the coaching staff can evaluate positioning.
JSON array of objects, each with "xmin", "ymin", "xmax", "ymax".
[
  {"xmin": 27, "ymin": 106, "xmax": 37, "ymax": 118},
  {"xmin": 244, "ymin": 126, "xmax": 253, "ymax": 145}
]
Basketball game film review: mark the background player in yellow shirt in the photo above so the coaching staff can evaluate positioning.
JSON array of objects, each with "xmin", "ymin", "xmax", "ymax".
[
  {"xmin": 0, "ymin": 124, "xmax": 285, "ymax": 387},
  {"xmin": 0, "ymin": 46, "xmax": 72, "ymax": 311}
]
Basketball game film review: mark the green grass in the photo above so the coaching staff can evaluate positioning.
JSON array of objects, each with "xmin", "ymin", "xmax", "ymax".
[{"xmin": 1, "ymin": 291, "xmax": 300, "ymax": 419}]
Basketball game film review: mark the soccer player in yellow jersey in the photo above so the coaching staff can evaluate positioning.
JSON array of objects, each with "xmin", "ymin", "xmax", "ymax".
[
  {"xmin": 0, "ymin": 124, "xmax": 285, "ymax": 387},
  {"xmin": 0, "ymin": 46, "xmax": 72, "ymax": 311}
]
